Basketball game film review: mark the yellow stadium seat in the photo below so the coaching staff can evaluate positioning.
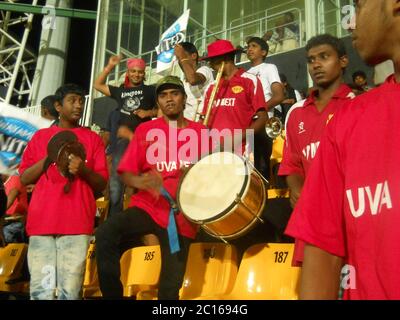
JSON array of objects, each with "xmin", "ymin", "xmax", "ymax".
[
  {"xmin": 270, "ymin": 132, "xmax": 286, "ymax": 187},
  {"xmin": 201, "ymin": 243, "xmax": 301, "ymax": 300},
  {"xmin": 120, "ymin": 245, "xmax": 161, "ymax": 298},
  {"xmin": 83, "ymin": 242, "xmax": 163, "ymax": 299},
  {"xmin": 267, "ymin": 188, "xmax": 290, "ymax": 200},
  {"xmin": 0, "ymin": 243, "xmax": 29, "ymax": 293},
  {"xmin": 180, "ymin": 243, "xmax": 238, "ymax": 300},
  {"xmin": 137, "ymin": 243, "xmax": 239, "ymax": 300},
  {"xmin": 82, "ymin": 242, "xmax": 102, "ymax": 298},
  {"xmin": 271, "ymin": 132, "xmax": 285, "ymax": 161}
]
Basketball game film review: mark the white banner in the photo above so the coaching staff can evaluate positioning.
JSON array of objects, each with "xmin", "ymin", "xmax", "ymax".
[
  {"xmin": 155, "ymin": 9, "xmax": 190, "ymax": 74},
  {"xmin": 0, "ymin": 102, "xmax": 52, "ymax": 175}
]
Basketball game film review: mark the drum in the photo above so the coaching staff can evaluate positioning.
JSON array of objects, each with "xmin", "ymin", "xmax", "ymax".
[{"xmin": 177, "ymin": 152, "xmax": 266, "ymax": 240}]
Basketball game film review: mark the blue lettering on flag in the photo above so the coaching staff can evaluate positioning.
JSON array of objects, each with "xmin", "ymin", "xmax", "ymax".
[{"xmin": 0, "ymin": 117, "xmax": 38, "ymax": 142}]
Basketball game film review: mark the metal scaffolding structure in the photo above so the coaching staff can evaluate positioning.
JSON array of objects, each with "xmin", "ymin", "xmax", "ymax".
[
  {"xmin": 0, "ymin": 0, "xmax": 98, "ymax": 108},
  {"xmin": 0, "ymin": 0, "xmax": 38, "ymax": 107}
]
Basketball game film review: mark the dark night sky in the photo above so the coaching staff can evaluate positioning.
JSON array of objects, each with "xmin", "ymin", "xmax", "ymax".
[
  {"xmin": 24, "ymin": 0, "xmax": 97, "ymax": 93},
  {"xmin": 64, "ymin": 1, "xmax": 97, "ymax": 91}
]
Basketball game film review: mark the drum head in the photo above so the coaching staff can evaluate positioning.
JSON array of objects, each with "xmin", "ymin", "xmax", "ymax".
[{"xmin": 178, "ymin": 152, "xmax": 249, "ymax": 222}]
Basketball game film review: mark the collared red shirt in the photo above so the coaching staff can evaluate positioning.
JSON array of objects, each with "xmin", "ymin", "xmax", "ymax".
[{"xmin": 279, "ymin": 84, "xmax": 354, "ymax": 178}]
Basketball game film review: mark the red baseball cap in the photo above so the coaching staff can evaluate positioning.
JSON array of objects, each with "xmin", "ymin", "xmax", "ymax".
[{"xmin": 201, "ymin": 39, "xmax": 238, "ymax": 60}]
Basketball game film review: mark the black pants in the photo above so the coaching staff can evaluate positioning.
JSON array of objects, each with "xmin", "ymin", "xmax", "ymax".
[
  {"xmin": 254, "ymin": 130, "xmax": 273, "ymax": 181},
  {"xmin": 95, "ymin": 207, "xmax": 192, "ymax": 300},
  {"xmin": 0, "ymin": 187, "xmax": 6, "ymax": 217}
]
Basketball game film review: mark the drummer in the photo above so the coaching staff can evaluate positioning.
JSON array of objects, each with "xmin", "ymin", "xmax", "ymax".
[
  {"xmin": 19, "ymin": 83, "xmax": 108, "ymax": 300},
  {"xmin": 95, "ymin": 76, "xmax": 209, "ymax": 300}
]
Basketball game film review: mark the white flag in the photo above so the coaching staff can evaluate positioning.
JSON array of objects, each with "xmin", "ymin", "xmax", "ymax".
[
  {"xmin": 0, "ymin": 102, "xmax": 52, "ymax": 175},
  {"xmin": 155, "ymin": 9, "xmax": 190, "ymax": 74}
]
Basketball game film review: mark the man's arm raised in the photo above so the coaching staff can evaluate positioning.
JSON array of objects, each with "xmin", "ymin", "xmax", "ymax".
[{"xmin": 94, "ymin": 55, "xmax": 122, "ymax": 97}]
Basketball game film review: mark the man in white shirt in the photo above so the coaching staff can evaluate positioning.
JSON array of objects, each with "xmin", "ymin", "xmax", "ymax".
[
  {"xmin": 246, "ymin": 36, "xmax": 285, "ymax": 179},
  {"xmin": 247, "ymin": 37, "xmax": 285, "ymax": 118},
  {"xmin": 174, "ymin": 42, "xmax": 214, "ymax": 121}
]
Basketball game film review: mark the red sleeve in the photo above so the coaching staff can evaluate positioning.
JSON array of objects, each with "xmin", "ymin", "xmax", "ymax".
[
  {"xmin": 5, "ymin": 175, "xmax": 22, "ymax": 193},
  {"xmin": 285, "ymin": 117, "xmax": 346, "ymax": 258},
  {"xmin": 251, "ymin": 77, "xmax": 267, "ymax": 113},
  {"xmin": 19, "ymin": 131, "xmax": 42, "ymax": 176},
  {"xmin": 278, "ymin": 113, "xmax": 304, "ymax": 177}
]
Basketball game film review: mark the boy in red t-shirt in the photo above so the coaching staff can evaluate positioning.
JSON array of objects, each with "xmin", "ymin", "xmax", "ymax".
[
  {"xmin": 285, "ymin": 0, "xmax": 400, "ymax": 299},
  {"xmin": 20, "ymin": 83, "xmax": 108, "ymax": 300},
  {"xmin": 95, "ymin": 76, "xmax": 209, "ymax": 300}
]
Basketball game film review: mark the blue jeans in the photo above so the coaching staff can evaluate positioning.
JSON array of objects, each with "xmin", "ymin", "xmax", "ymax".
[
  {"xmin": 109, "ymin": 138, "xmax": 129, "ymax": 216},
  {"xmin": 28, "ymin": 235, "xmax": 91, "ymax": 300},
  {"xmin": 3, "ymin": 221, "xmax": 26, "ymax": 243}
]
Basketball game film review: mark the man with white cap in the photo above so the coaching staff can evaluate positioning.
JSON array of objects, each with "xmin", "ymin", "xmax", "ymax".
[{"xmin": 94, "ymin": 56, "xmax": 157, "ymax": 215}]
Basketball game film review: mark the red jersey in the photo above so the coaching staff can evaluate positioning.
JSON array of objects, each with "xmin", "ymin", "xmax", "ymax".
[
  {"xmin": 19, "ymin": 126, "xmax": 108, "ymax": 236},
  {"xmin": 279, "ymin": 84, "xmax": 354, "ymax": 178},
  {"xmin": 202, "ymin": 68, "xmax": 266, "ymax": 149},
  {"xmin": 5, "ymin": 175, "xmax": 28, "ymax": 216},
  {"xmin": 286, "ymin": 75, "xmax": 400, "ymax": 299},
  {"xmin": 117, "ymin": 117, "xmax": 209, "ymax": 239},
  {"xmin": 279, "ymin": 84, "xmax": 354, "ymax": 266}
]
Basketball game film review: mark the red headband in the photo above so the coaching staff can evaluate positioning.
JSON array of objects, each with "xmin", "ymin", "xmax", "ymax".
[
  {"xmin": 124, "ymin": 58, "xmax": 146, "ymax": 88},
  {"xmin": 126, "ymin": 58, "xmax": 146, "ymax": 70}
]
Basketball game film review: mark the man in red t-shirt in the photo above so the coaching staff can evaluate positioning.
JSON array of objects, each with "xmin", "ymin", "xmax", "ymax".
[
  {"xmin": 2, "ymin": 174, "xmax": 29, "ymax": 243},
  {"xmin": 95, "ymin": 76, "xmax": 209, "ymax": 300},
  {"xmin": 278, "ymin": 34, "xmax": 354, "ymax": 265},
  {"xmin": 285, "ymin": 0, "xmax": 400, "ymax": 299},
  {"xmin": 20, "ymin": 84, "xmax": 108, "ymax": 300},
  {"xmin": 201, "ymin": 39, "xmax": 268, "ymax": 154}
]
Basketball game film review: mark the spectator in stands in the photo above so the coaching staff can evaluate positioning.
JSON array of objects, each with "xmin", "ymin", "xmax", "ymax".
[
  {"xmin": 285, "ymin": 0, "xmax": 400, "ymax": 299},
  {"xmin": 174, "ymin": 42, "xmax": 214, "ymax": 121},
  {"xmin": 279, "ymin": 34, "xmax": 354, "ymax": 267},
  {"xmin": 263, "ymin": 11, "xmax": 300, "ymax": 54},
  {"xmin": 279, "ymin": 73, "xmax": 302, "ymax": 123},
  {"xmin": 246, "ymin": 36, "xmax": 285, "ymax": 179},
  {"xmin": 2, "ymin": 174, "xmax": 30, "ymax": 243},
  {"xmin": 40, "ymin": 95, "xmax": 59, "ymax": 125},
  {"xmin": 94, "ymin": 56, "xmax": 157, "ymax": 216},
  {"xmin": 351, "ymin": 70, "xmax": 371, "ymax": 95},
  {"xmin": 19, "ymin": 83, "xmax": 108, "ymax": 300}
]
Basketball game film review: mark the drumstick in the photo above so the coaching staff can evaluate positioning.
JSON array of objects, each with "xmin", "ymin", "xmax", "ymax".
[{"xmin": 204, "ymin": 61, "xmax": 225, "ymax": 127}]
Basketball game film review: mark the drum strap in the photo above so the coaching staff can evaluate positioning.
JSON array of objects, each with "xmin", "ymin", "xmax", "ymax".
[{"xmin": 160, "ymin": 187, "xmax": 181, "ymax": 254}]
